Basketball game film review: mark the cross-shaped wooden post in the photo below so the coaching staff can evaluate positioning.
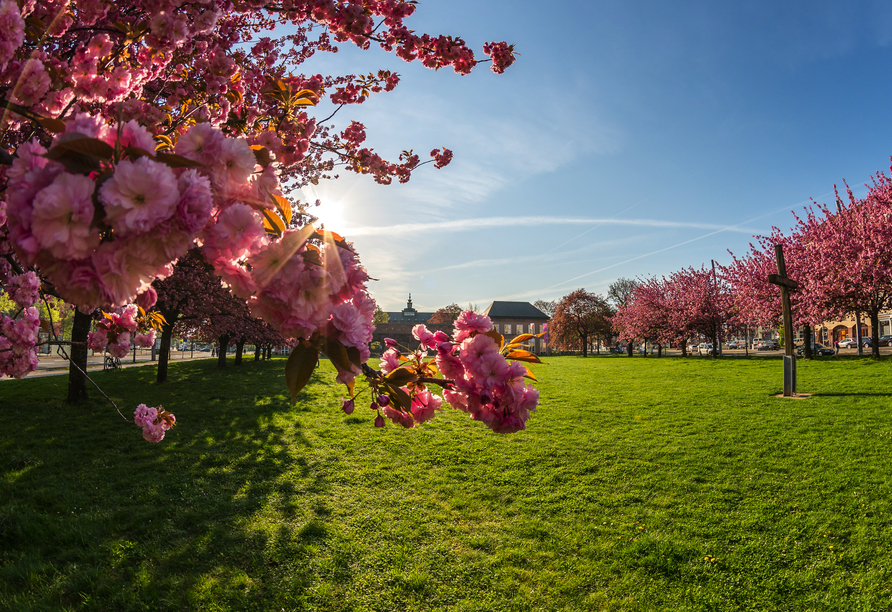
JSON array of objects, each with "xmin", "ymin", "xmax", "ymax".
[{"xmin": 768, "ymin": 244, "xmax": 799, "ymax": 397}]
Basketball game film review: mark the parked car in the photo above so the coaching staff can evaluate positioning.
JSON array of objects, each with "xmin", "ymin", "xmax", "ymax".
[
  {"xmin": 757, "ymin": 341, "xmax": 779, "ymax": 351},
  {"xmin": 838, "ymin": 338, "xmax": 858, "ymax": 348},
  {"xmin": 878, "ymin": 335, "xmax": 892, "ymax": 347},
  {"xmin": 726, "ymin": 340, "xmax": 743, "ymax": 349},
  {"xmin": 796, "ymin": 343, "xmax": 834, "ymax": 356},
  {"xmin": 698, "ymin": 342, "xmax": 721, "ymax": 355}
]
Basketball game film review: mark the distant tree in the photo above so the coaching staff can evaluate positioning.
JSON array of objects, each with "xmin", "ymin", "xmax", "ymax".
[
  {"xmin": 428, "ymin": 303, "xmax": 463, "ymax": 324},
  {"xmin": 608, "ymin": 278, "xmax": 638, "ymax": 355},
  {"xmin": 373, "ymin": 306, "xmax": 390, "ymax": 325},
  {"xmin": 550, "ymin": 289, "xmax": 613, "ymax": 357},
  {"xmin": 608, "ymin": 278, "xmax": 638, "ymax": 310},
  {"xmin": 533, "ymin": 300, "xmax": 556, "ymax": 317}
]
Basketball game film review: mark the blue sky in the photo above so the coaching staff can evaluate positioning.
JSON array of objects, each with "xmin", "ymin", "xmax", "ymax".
[{"xmin": 294, "ymin": 0, "xmax": 892, "ymax": 312}]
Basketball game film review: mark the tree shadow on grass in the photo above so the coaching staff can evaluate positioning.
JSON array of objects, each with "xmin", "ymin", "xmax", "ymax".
[
  {"xmin": 0, "ymin": 358, "xmax": 349, "ymax": 611},
  {"xmin": 808, "ymin": 392, "xmax": 892, "ymax": 399}
]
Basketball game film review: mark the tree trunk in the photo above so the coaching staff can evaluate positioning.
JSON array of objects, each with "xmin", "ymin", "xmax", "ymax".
[
  {"xmin": 67, "ymin": 309, "xmax": 91, "ymax": 403},
  {"xmin": 626, "ymin": 342, "xmax": 633, "ymax": 357},
  {"xmin": 657, "ymin": 343, "xmax": 663, "ymax": 358},
  {"xmin": 217, "ymin": 335, "xmax": 230, "ymax": 368},
  {"xmin": 581, "ymin": 334, "xmax": 588, "ymax": 357},
  {"xmin": 681, "ymin": 342, "xmax": 688, "ymax": 357},
  {"xmin": 870, "ymin": 309, "xmax": 881, "ymax": 359},
  {"xmin": 156, "ymin": 320, "xmax": 175, "ymax": 383},
  {"xmin": 234, "ymin": 339, "xmax": 245, "ymax": 365},
  {"xmin": 254, "ymin": 345, "xmax": 261, "ymax": 361},
  {"xmin": 802, "ymin": 323, "xmax": 813, "ymax": 360},
  {"xmin": 265, "ymin": 344, "xmax": 272, "ymax": 359}
]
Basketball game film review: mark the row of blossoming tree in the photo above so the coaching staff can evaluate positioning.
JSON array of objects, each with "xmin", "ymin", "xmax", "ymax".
[
  {"xmin": 611, "ymin": 175, "xmax": 892, "ymax": 359},
  {"xmin": 0, "ymin": 0, "xmax": 544, "ymax": 441}
]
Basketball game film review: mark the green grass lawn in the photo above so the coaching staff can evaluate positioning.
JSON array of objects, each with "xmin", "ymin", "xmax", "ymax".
[{"xmin": 2, "ymin": 354, "xmax": 892, "ymax": 611}]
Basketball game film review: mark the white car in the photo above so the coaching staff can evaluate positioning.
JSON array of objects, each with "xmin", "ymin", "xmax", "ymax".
[{"xmin": 838, "ymin": 338, "xmax": 858, "ymax": 348}]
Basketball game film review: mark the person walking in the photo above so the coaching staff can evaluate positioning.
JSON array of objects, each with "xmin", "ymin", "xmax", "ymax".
[{"xmin": 834, "ymin": 339, "xmax": 839, "ymax": 355}]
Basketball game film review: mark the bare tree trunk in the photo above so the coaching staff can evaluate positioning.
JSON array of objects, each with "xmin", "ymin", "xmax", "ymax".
[
  {"xmin": 67, "ymin": 309, "xmax": 91, "ymax": 403},
  {"xmin": 234, "ymin": 339, "xmax": 245, "ymax": 365},
  {"xmin": 156, "ymin": 320, "xmax": 174, "ymax": 383},
  {"xmin": 254, "ymin": 345, "xmax": 261, "ymax": 361},
  {"xmin": 870, "ymin": 310, "xmax": 881, "ymax": 359},
  {"xmin": 802, "ymin": 323, "xmax": 813, "ymax": 360},
  {"xmin": 265, "ymin": 344, "xmax": 272, "ymax": 360},
  {"xmin": 217, "ymin": 335, "xmax": 230, "ymax": 368},
  {"xmin": 657, "ymin": 343, "xmax": 663, "ymax": 357}
]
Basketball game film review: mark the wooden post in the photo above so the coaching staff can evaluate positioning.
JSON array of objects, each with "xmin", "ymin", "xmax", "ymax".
[{"xmin": 768, "ymin": 244, "xmax": 799, "ymax": 397}]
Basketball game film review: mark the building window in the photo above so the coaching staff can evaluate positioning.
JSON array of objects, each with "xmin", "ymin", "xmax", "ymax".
[
  {"xmin": 494, "ymin": 324, "xmax": 500, "ymax": 333},
  {"xmin": 504, "ymin": 324, "xmax": 512, "ymax": 334}
]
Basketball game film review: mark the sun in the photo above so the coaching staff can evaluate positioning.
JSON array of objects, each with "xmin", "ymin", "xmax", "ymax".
[{"xmin": 312, "ymin": 198, "xmax": 348, "ymax": 233}]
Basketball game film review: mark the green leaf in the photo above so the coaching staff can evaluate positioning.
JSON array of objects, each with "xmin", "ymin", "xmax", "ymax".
[{"xmin": 285, "ymin": 343, "xmax": 318, "ymax": 405}]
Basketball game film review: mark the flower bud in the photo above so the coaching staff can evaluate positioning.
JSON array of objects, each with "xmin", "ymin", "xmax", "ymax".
[
  {"xmin": 384, "ymin": 338, "xmax": 398, "ymax": 348},
  {"xmin": 377, "ymin": 394, "xmax": 390, "ymax": 407},
  {"xmin": 374, "ymin": 414, "xmax": 385, "ymax": 428},
  {"xmin": 370, "ymin": 401, "xmax": 379, "ymax": 411},
  {"xmin": 433, "ymin": 330, "xmax": 449, "ymax": 342},
  {"xmin": 341, "ymin": 398, "xmax": 354, "ymax": 415}
]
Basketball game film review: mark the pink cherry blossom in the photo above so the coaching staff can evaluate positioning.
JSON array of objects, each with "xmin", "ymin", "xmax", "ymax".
[
  {"xmin": 31, "ymin": 173, "xmax": 99, "ymax": 259},
  {"xmin": 100, "ymin": 157, "xmax": 180, "ymax": 236}
]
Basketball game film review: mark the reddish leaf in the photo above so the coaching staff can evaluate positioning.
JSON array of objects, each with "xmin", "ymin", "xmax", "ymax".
[
  {"xmin": 154, "ymin": 152, "xmax": 206, "ymax": 168},
  {"xmin": 321, "ymin": 338, "xmax": 354, "ymax": 374},
  {"xmin": 382, "ymin": 381, "xmax": 412, "ymax": 411},
  {"xmin": 251, "ymin": 145, "xmax": 273, "ymax": 168},
  {"xmin": 484, "ymin": 329, "xmax": 504, "ymax": 350},
  {"xmin": 384, "ymin": 367, "xmax": 417, "ymax": 386},
  {"xmin": 285, "ymin": 342, "xmax": 319, "ymax": 404}
]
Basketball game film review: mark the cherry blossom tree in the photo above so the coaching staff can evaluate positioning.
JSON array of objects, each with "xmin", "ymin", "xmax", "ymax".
[
  {"xmin": 0, "ymin": 0, "xmax": 541, "ymax": 440},
  {"xmin": 613, "ymin": 276, "xmax": 675, "ymax": 357},
  {"xmin": 789, "ymin": 180, "xmax": 892, "ymax": 358}
]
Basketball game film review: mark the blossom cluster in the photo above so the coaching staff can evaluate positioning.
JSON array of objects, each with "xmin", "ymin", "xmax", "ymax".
[
  {"xmin": 362, "ymin": 311, "xmax": 539, "ymax": 434},
  {"xmin": 87, "ymin": 304, "xmax": 157, "ymax": 359},
  {"xmin": 134, "ymin": 404, "xmax": 176, "ymax": 443},
  {"xmin": 6, "ymin": 116, "xmax": 215, "ymax": 311},
  {"xmin": 0, "ymin": 305, "xmax": 39, "ymax": 379}
]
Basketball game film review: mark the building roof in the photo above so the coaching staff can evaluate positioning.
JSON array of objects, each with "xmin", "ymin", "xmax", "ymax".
[
  {"xmin": 386, "ymin": 310, "xmax": 434, "ymax": 323},
  {"xmin": 483, "ymin": 301, "xmax": 550, "ymax": 319},
  {"xmin": 386, "ymin": 293, "xmax": 434, "ymax": 324}
]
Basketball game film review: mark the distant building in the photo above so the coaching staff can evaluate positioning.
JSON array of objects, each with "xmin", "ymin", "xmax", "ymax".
[
  {"xmin": 384, "ymin": 294, "xmax": 434, "ymax": 324},
  {"xmin": 372, "ymin": 295, "xmax": 449, "ymax": 353},
  {"xmin": 483, "ymin": 301, "xmax": 550, "ymax": 354}
]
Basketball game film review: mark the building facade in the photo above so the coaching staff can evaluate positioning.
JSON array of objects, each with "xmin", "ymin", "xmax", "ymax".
[
  {"xmin": 483, "ymin": 301, "xmax": 551, "ymax": 355},
  {"xmin": 371, "ymin": 295, "xmax": 450, "ymax": 353}
]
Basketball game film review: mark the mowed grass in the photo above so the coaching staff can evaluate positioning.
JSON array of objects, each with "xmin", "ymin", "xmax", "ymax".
[{"xmin": 1, "ymin": 354, "xmax": 892, "ymax": 611}]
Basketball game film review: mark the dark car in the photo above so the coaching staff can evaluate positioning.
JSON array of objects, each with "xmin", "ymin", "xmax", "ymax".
[
  {"xmin": 878, "ymin": 335, "xmax": 892, "ymax": 347},
  {"xmin": 757, "ymin": 341, "xmax": 780, "ymax": 351},
  {"xmin": 797, "ymin": 343, "xmax": 834, "ymax": 356}
]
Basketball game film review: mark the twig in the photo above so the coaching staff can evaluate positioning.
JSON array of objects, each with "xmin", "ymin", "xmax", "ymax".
[{"xmin": 56, "ymin": 343, "xmax": 129, "ymax": 422}]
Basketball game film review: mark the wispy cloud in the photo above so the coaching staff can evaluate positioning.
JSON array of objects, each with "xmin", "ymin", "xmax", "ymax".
[{"xmin": 341, "ymin": 216, "xmax": 760, "ymax": 237}]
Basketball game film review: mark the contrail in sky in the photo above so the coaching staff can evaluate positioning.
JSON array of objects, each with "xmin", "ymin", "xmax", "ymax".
[
  {"xmin": 342, "ymin": 216, "xmax": 759, "ymax": 236},
  {"xmin": 505, "ymin": 193, "xmax": 836, "ymax": 300}
]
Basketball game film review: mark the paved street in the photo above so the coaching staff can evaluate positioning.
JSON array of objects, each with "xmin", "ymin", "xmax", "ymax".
[{"xmin": 4, "ymin": 348, "xmax": 216, "ymax": 380}]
